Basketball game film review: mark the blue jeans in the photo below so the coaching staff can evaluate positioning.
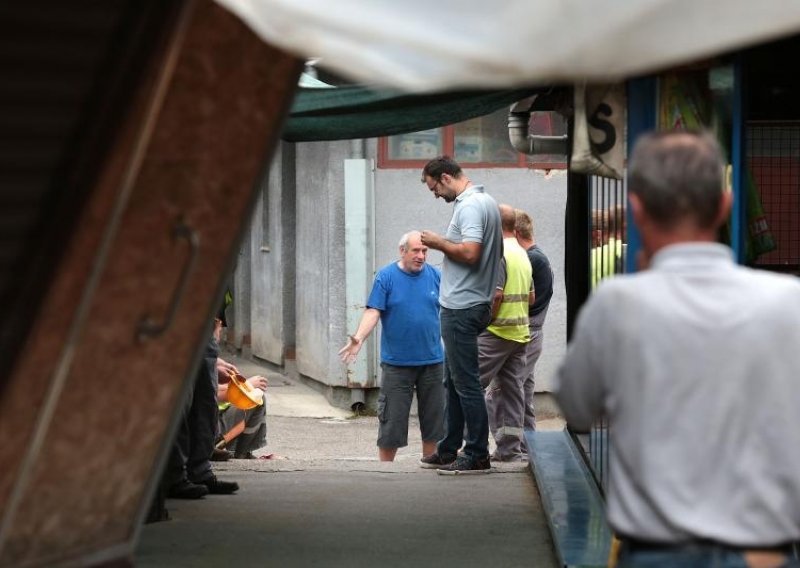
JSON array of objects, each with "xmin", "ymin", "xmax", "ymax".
[
  {"xmin": 438, "ymin": 304, "xmax": 492, "ymax": 461},
  {"xmin": 619, "ymin": 543, "xmax": 800, "ymax": 568}
]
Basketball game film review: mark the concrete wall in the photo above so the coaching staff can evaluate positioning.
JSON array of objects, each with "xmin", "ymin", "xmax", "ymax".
[
  {"xmin": 251, "ymin": 142, "xmax": 296, "ymax": 365},
  {"xmin": 294, "ymin": 140, "xmax": 350, "ymax": 386},
  {"xmin": 231, "ymin": 218, "xmax": 252, "ymax": 349}
]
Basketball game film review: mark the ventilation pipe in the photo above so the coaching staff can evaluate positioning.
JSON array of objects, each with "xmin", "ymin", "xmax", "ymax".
[{"xmin": 508, "ymin": 96, "xmax": 568, "ymax": 156}]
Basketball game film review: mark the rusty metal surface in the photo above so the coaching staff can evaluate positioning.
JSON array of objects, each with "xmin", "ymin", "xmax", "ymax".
[{"xmin": 0, "ymin": 0, "xmax": 301, "ymax": 564}]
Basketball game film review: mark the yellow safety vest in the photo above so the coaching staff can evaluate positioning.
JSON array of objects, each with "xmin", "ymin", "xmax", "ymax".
[
  {"xmin": 591, "ymin": 237, "xmax": 623, "ymax": 288},
  {"xmin": 488, "ymin": 238, "xmax": 532, "ymax": 343}
]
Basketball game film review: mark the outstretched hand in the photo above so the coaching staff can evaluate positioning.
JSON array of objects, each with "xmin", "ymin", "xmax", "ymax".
[{"xmin": 338, "ymin": 335, "xmax": 363, "ymax": 364}]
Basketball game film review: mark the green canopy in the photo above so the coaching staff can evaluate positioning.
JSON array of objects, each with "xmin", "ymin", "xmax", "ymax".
[{"xmin": 282, "ymin": 86, "xmax": 543, "ymax": 142}]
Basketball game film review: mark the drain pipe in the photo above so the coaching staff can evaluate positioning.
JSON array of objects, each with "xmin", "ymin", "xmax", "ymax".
[
  {"xmin": 508, "ymin": 97, "xmax": 568, "ymax": 156},
  {"xmin": 350, "ymin": 388, "xmax": 366, "ymax": 414},
  {"xmin": 348, "ymin": 137, "xmax": 369, "ymax": 416}
]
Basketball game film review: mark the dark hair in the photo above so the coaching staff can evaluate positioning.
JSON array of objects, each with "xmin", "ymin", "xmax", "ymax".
[
  {"xmin": 421, "ymin": 155, "xmax": 463, "ymax": 182},
  {"xmin": 628, "ymin": 130, "xmax": 725, "ymax": 229}
]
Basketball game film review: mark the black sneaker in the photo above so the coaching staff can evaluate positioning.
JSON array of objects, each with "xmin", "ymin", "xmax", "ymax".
[
  {"xmin": 419, "ymin": 452, "xmax": 457, "ymax": 469},
  {"xmin": 436, "ymin": 455, "xmax": 491, "ymax": 475},
  {"xmin": 197, "ymin": 474, "xmax": 239, "ymax": 495},
  {"xmin": 167, "ymin": 479, "xmax": 209, "ymax": 499}
]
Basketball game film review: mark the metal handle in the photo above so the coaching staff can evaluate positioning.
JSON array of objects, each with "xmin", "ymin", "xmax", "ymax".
[{"xmin": 136, "ymin": 218, "xmax": 199, "ymax": 342}]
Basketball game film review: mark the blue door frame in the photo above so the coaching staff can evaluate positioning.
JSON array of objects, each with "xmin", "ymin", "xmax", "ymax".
[{"xmin": 625, "ymin": 65, "xmax": 746, "ymax": 271}]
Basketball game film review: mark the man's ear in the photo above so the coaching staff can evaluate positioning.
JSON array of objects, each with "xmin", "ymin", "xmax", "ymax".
[
  {"xmin": 628, "ymin": 193, "xmax": 646, "ymax": 230},
  {"xmin": 716, "ymin": 190, "xmax": 733, "ymax": 227}
]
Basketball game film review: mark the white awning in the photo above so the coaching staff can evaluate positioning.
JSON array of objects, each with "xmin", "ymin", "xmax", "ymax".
[{"xmin": 215, "ymin": 0, "xmax": 800, "ymax": 92}]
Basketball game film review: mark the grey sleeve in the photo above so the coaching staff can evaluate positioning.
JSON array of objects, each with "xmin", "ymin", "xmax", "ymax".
[{"xmin": 458, "ymin": 202, "xmax": 485, "ymax": 244}]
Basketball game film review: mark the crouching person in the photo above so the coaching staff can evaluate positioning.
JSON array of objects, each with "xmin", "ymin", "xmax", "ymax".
[{"xmin": 216, "ymin": 363, "xmax": 268, "ymax": 460}]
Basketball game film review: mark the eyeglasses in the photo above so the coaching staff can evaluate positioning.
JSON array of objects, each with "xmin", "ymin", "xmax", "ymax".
[{"xmin": 427, "ymin": 178, "xmax": 440, "ymax": 191}]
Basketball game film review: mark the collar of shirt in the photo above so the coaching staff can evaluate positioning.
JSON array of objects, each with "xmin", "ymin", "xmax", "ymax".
[
  {"xmin": 455, "ymin": 184, "xmax": 484, "ymax": 202},
  {"xmin": 650, "ymin": 242, "xmax": 734, "ymax": 271}
]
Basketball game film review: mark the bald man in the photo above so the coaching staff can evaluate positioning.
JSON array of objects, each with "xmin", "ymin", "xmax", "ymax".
[
  {"xmin": 339, "ymin": 231, "xmax": 445, "ymax": 462},
  {"xmin": 479, "ymin": 204, "xmax": 534, "ymax": 462}
]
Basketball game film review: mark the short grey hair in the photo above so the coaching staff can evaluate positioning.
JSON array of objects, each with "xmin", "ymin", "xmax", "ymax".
[
  {"xmin": 628, "ymin": 130, "xmax": 725, "ymax": 230},
  {"xmin": 398, "ymin": 230, "xmax": 422, "ymax": 251}
]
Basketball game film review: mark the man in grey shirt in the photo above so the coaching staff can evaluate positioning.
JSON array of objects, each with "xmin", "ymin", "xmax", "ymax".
[
  {"xmin": 419, "ymin": 156, "xmax": 503, "ymax": 474},
  {"xmin": 556, "ymin": 131, "xmax": 800, "ymax": 567}
]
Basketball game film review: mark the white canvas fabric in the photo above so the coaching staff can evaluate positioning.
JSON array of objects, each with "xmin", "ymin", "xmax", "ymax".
[{"xmin": 215, "ymin": 0, "xmax": 800, "ymax": 91}]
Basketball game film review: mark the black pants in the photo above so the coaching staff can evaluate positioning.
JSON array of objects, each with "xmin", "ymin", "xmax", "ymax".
[{"xmin": 164, "ymin": 338, "xmax": 219, "ymax": 486}]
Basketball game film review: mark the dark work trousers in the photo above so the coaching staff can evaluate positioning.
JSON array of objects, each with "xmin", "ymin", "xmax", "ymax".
[
  {"xmin": 438, "ymin": 304, "xmax": 493, "ymax": 461},
  {"xmin": 165, "ymin": 337, "xmax": 219, "ymax": 486},
  {"xmin": 523, "ymin": 308, "xmax": 548, "ymax": 429},
  {"xmin": 520, "ymin": 308, "xmax": 548, "ymax": 454}
]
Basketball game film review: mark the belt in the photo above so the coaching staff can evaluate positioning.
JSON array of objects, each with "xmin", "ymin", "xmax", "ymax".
[{"xmin": 622, "ymin": 536, "xmax": 796, "ymax": 556}]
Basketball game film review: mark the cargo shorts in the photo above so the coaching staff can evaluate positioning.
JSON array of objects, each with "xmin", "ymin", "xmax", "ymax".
[{"xmin": 377, "ymin": 363, "xmax": 445, "ymax": 449}]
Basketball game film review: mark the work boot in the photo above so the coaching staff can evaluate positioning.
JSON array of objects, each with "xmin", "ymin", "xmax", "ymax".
[
  {"xmin": 197, "ymin": 474, "xmax": 239, "ymax": 495},
  {"xmin": 167, "ymin": 479, "xmax": 209, "ymax": 499}
]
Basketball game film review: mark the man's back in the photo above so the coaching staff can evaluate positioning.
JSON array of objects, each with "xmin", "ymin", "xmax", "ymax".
[
  {"xmin": 527, "ymin": 245, "xmax": 553, "ymax": 317},
  {"xmin": 558, "ymin": 242, "xmax": 800, "ymax": 544},
  {"xmin": 487, "ymin": 238, "xmax": 531, "ymax": 343}
]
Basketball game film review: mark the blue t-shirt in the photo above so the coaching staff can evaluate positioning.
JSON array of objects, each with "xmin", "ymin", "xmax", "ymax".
[{"xmin": 367, "ymin": 263, "xmax": 443, "ymax": 366}]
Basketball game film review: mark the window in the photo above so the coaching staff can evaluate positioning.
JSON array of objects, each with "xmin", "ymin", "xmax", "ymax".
[{"xmin": 378, "ymin": 108, "xmax": 567, "ymax": 169}]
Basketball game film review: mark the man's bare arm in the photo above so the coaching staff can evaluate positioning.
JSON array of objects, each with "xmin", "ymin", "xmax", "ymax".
[
  {"xmin": 420, "ymin": 230, "xmax": 482, "ymax": 265},
  {"xmin": 491, "ymin": 288, "xmax": 504, "ymax": 319},
  {"xmin": 338, "ymin": 308, "xmax": 381, "ymax": 364}
]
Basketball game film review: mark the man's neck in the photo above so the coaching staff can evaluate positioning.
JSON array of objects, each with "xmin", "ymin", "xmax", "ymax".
[
  {"xmin": 518, "ymin": 237, "xmax": 534, "ymax": 249},
  {"xmin": 453, "ymin": 177, "xmax": 473, "ymax": 196},
  {"xmin": 642, "ymin": 227, "xmax": 719, "ymax": 262},
  {"xmin": 396, "ymin": 260, "xmax": 418, "ymax": 273},
  {"xmin": 502, "ymin": 231, "xmax": 516, "ymax": 239}
]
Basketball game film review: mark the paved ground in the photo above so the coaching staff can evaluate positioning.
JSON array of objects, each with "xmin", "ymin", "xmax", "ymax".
[{"xmin": 136, "ymin": 350, "xmax": 562, "ymax": 567}]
